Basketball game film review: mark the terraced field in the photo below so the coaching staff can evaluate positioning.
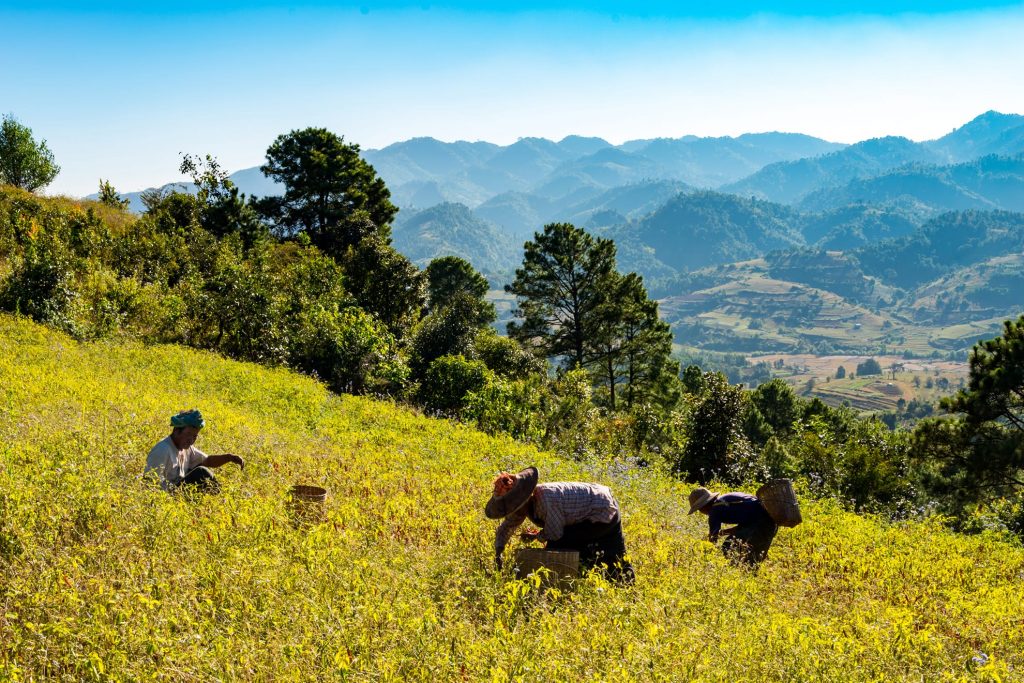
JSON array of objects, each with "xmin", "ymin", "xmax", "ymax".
[{"xmin": 750, "ymin": 353, "xmax": 970, "ymax": 412}]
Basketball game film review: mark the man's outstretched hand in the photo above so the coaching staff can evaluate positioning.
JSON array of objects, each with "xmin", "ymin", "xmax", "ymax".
[{"xmin": 203, "ymin": 454, "xmax": 245, "ymax": 470}]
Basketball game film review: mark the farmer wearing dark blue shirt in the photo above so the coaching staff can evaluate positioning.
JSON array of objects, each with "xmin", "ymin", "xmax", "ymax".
[{"xmin": 688, "ymin": 487, "xmax": 778, "ymax": 566}]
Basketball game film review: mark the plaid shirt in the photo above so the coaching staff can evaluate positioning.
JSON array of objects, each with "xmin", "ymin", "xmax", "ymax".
[{"xmin": 494, "ymin": 482, "xmax": 620, "ymax": 554}]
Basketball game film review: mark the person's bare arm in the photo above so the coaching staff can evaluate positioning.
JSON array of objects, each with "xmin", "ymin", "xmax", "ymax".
[{"xmin": 203, "ymin": 454, "xmax": 244, "ymax": 469}]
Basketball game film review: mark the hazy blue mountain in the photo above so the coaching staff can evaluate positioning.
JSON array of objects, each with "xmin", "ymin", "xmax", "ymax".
[
  {"xmin": 391, "ymin": 202, "xmax": 518, "ymax": 277},
  {"xmin": 975, "ymin": 125, "xmax": 1024, "ymax": 158},
  {"xmin": 630, "ymin": 133, "xmax": 845, "ymax": 187},
  {"xmin": 556, "ymin": 179, "xmax": 692, "ymax": 226},
  {"xmin": 722, "ymin": 136, "xmax": 943, "ymax": 204},
  {"xmin": 799, "ymin": 155, "xmax": 1024, "ymax": 215},
  {"xmin": 531, "ymin": 147, "xmax": 668, "ymax": 199},
  {"xmin": 374, "ymin": 131, "xmax": 843, "ymax": 209},
  {"xmin": 473, "ymin": 191, "xmax": 554, "ymax": 240},
  {"xmin": 926, "ymin": 110, "xmax": 1024, "ymax": 162},
  {"xmin": 554, "ymin": 135, "xmax": 614, "ymax": 158},
  {"xmin": 855, "ymin": 210, "xmax": 1024, "ymax": 290},
  {"xmin": 481, "ymin": 137, "xmax": 573, "ymax": 185},
  {"xmin": 362, "ymin": 138, "xmax": 500, "ymax": 188},
  {"xmin": 474, "ymin": 180, "xmax": 692, "ymax": 241},
  {"xmin": 389, "ymin": 177, "xmax": 499, "ymax": 209},
  {"xmin": 609, "ymin": 191, "xmax": 805, "ymax": 277},
  {"xmin": 389, "ymin": 180, "xmax": 450, "ymax": 209},
  {"xmin": 802, "ymin": 204, "xmax": 922, "ymax": 250}
]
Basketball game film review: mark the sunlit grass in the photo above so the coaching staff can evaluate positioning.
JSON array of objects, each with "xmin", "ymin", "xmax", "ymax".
[{"xmin": 1, "ymin": 314, "xmax": 1021, "ymax": 681}]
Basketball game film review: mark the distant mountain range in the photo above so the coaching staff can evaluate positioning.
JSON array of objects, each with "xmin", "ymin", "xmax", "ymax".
[{"xmin": 96, "ymin": 112, "xmax": 1024, "ymax": 356}]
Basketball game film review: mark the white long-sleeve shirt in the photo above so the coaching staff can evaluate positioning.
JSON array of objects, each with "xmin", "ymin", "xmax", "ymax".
[{"xmin": 144, "ymin": 435, "xmax": 208, "ymax": 490}]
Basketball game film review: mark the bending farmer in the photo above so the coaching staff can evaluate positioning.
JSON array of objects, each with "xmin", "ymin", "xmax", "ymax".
[
  {"xmin": 144, "ymin": 409, "xmax": 244, "ymax": 493},
  {"xmin": 486, "ymin": 466, "xmax": 634, "ymax": 583},
  {"xmin": 688, "ymin": 487, "xmax": 777, "ymax": 566}
]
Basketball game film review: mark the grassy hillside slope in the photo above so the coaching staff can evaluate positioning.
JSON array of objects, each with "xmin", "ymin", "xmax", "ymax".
[{"xmin": 0, "ymin": 314, "xmax": 1021, "ymax": 681}]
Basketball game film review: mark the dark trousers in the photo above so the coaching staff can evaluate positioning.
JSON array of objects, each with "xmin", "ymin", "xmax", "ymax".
[
  {"xmin": 721, "ymin": 507, "xmax": 777, "ymax": 566},
  {"xmin": 176, "ymin": 466, "xmax": 220, "ymax": 494},
  {"xmin": 547, "ymin": 515, "xmax": 635, "ymax": 584}
]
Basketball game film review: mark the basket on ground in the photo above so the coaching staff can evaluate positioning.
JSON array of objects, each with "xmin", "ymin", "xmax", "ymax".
[
  {"xmin": 514, "ymin": 548, "xmax": 579, "ymax": 585},
  {"xmin": 287, "ymin": 484, "xmax": 327, "ymax": 527},
  {"xmin": 756, "ymin": 478, "xmax": 802, "ymax": 527}
]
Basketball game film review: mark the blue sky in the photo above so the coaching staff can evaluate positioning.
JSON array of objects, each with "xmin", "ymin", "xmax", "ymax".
[{"xmin": 3, "ymin": 1, "xmax": 1024, "ymax": 196}]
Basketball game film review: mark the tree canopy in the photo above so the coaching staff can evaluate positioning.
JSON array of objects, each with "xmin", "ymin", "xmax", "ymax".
[
  {"xmin": 0, "ymin": 115, "xmax": 60, "ymax": 192},
  {"xmin": 506, "ymin": 222, "xmax": 616, "ymax": 370},
  {"xmin": 425, "ymin": 255, "xmax": 491, "ymax": 312},
  {"xmin": 257, "ymin": 127, "xmax": 396, "ymax": 258},
  {"xmin": 913, "ymin": 315, "xmax": 1024, "ymax": 508}
]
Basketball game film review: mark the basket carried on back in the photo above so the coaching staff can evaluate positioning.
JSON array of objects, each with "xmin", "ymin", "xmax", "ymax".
[
  {"xmin": 756, "ymin": 478, "xmax": 802, "ymax": 527},
  {"xmin": 287, "ymin": 484, "xmax": 327, "ymax": 527},
  {"xmin": 514, "ymin": 548, "xmax": 579, "ymax": 585}
]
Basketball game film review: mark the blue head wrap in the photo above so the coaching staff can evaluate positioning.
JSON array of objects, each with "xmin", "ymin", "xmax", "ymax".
[{"xmin": 170, "ymin": 409, "xmax": 205, "ymax": 429}]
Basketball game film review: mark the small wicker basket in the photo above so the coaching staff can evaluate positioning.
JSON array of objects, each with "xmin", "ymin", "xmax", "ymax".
[
  {"xmin": 514, "ymin": 548, "xmax": 579, "ymax": 585},
  {"xmin": 756, "ymin": 478, "xmax": 802, "ymax": 527},
  {"xmin": 287, "ymin": 484, "xmax": 327, "ymax": 527}
]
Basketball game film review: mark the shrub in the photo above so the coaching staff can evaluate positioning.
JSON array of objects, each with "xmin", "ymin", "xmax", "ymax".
[
  {"xmin": 416, "ymin": 354, "xmax": 491, "ymax": 415},
  {"xmin": 0, "ymin": 236, "xmax": 78, "ymax": 333}
]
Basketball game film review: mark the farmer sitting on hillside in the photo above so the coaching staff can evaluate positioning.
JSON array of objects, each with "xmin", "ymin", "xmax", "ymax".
[
  {"xmin": 486, "ymin": 466, "xmax": 634, "ymax": 584},
  {"xmin": 144, "ymin": 409, "xmax": 244, "ymax": 493},
  {"xmin": 688, "ymin": 487, "xmax": 777, "ymax": 566}
]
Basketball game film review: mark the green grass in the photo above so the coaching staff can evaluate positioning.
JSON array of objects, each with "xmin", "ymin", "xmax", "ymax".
[{"xmin": 1, "ymin": 314, "xmax": 1022, "ymax": 681}]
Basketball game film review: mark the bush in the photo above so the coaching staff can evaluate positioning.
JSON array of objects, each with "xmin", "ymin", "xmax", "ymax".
[
  {"xmin": 0, "ymin": 236, "xmax": 78, "ymax": 333},
  {"xmin": 464, "ymin": 374, "xmax": 547, "ymax": 442},
  {"xmin": 672, "ymin": 372, "xmax": 761, "ymax": 483},
  {"xmin": 856, "ymin": 358, "xmax": 883, "ymax": 376},
  {"xmin": 290, "ymin": 305, "xmax": 408, "ymax": 396},
  {"xmin": 416, "ymin": 354, "xmax": 491, "ymax": 415}
]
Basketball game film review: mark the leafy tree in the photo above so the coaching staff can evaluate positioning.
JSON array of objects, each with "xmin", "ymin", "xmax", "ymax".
[
  {"xmin": 425, "ymin": 255, "xmax": 491, "ymax": 312},
  {"xmin": 342, "ymin": 235, "xmax": 425, "ymax": 339},
  {"xmin": 836, "ymin": 365, "xmax": 846, "ymax": 379},
  {"xmin": 464, "ymin": 373, "xmax": 547, "ymax": 442},
  {"xmin": 0, "ymin": 235, "xmax": 77, "ymax": 332},
  {"xmin": 856, "ymin": 358, "xmax": 883, "ymax": 376},
  {"xmin": 0, "ymin": 115, "xmax": 60, "ymax": 192},
  {"xmin": 681, "ymin": 364, "xmax": 707, "ymax": 394},
  {"xmin": 416, "ymin": 354, "xmax": 490, "ymax": 415},
  {"xmin": 540, "ymin": 368, "xmax": 600, "ymax": 458},
  {"xmin": 751, "ymin": 378, "xmax": 799, "ymax": 438},
  {"xmin": 742, "ymin": 403, "xmax": 774, "ymax": 447},
  {"xmin": 289, "ymin": 304, "xmax": 407, "ymax": 396},
  {"xmin": 761, "ymin": 436, "xmax": 796, "ymax": 479},
  {"xmin": 473, "ymin": 328, "xmax": 546, "ymax": 379},
  {"xmin": 189, "ymin": 239, "xmax": 284, "ymax": 364},
  {"xmin": 913, "ymin": 316, "xmax": 1024, "ymax": 509},
  {"xmin": 409, "ymin": 292, "xmax": 494, "ymax": 379},
  {"xmin": 257, "ymin": 127, "xmax": 396, "ymax": 257},
  {"xmin": 592, "ymin": 272, "xmax": 680, "ymax": 411},
  {"xmin": 97, "ymin": 180, "xmax": 129, "ymax": 210},
  {"xmin": 506, "ymin": 222, "xmax": 616, "ymax": 369},
  {"xmin": 673, "ymin": 372, "xmax": 757, "ymax": 483},
  {"xmin": 180, "ymin": 154, "xmax": 267, "ymax": 247}
]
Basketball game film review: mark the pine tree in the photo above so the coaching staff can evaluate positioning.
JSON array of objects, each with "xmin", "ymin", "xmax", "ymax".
[{"xmin": 506, "ymin": 223, "xmax": 616, "ymax": 370}]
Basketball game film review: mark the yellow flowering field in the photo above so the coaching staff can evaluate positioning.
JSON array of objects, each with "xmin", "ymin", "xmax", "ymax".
[{"xmin": 0, "ymin": 314, "xmax": 1021, "ymax": 682}]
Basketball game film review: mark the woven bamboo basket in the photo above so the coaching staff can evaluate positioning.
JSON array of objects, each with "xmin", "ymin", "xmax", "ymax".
[
  {"xmin": 514, "ymin": 548, "xmax": 579, "ymax": 585},
  {"xmin": 756, "ymin": 478, "xmax": 802, "ymax": 527},
  {"xmin": 287, "ymin": 484, "xmax": 327, "ymax": 527}
]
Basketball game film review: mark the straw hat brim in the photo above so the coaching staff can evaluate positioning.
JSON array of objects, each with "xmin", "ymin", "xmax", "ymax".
[
  {"xmin": 688, "ymin": 489, "xmax": 720, "ymax": 514},
  {"xmin": 485, "ymin": 466, "xmax": 539, "ymax": 519}
]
